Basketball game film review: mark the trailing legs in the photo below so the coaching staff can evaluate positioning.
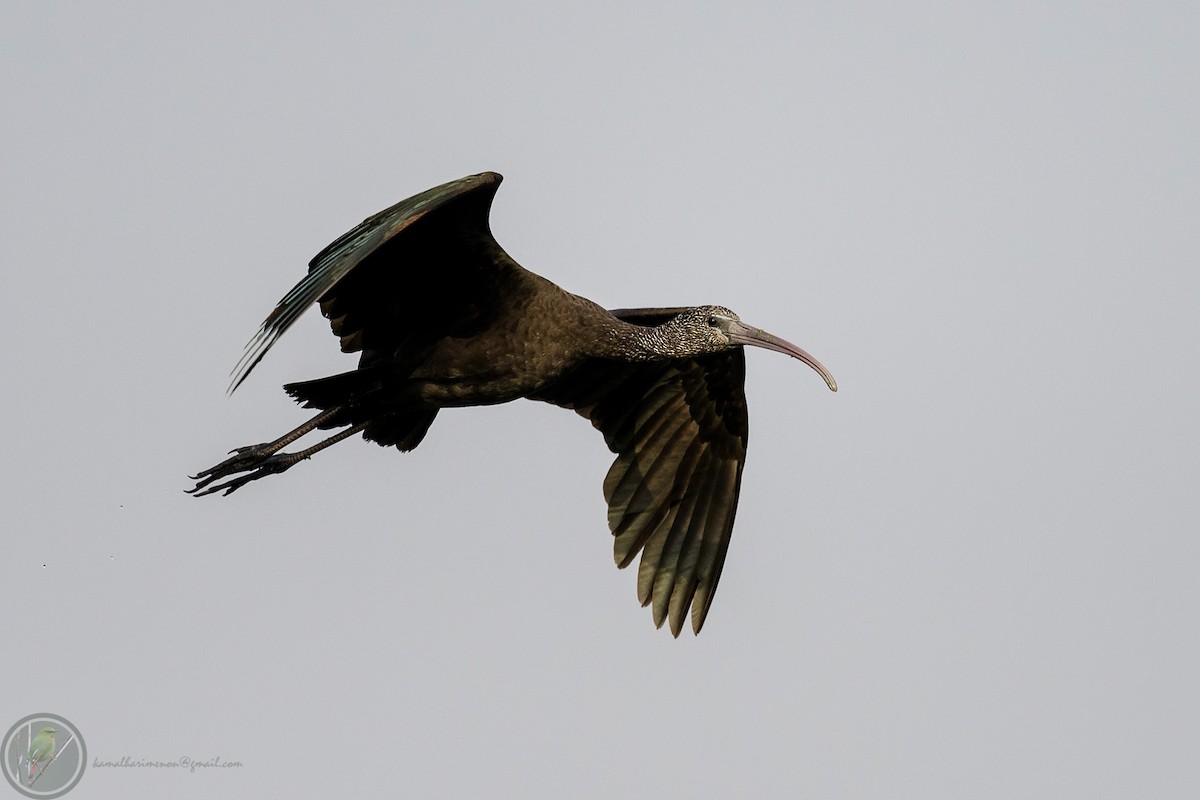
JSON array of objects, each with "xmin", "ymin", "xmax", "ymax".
[{"xmin": 188, "ymin": 407, "xmax": 366, "ymax": 496}]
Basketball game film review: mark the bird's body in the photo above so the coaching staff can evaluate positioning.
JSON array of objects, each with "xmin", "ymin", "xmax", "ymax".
[
  {"xmin": 27, "ymin": 726, "xmax": 56, "ymax": 782},
  {"xmin": 401, "ymin": 278, "xmax": 610, "ymax": 407},
  {"xmin": 191, "ymin": 172, "xmax": 835, "ymax": 636}
]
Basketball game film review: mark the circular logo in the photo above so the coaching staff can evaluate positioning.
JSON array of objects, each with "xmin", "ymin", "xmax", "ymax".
[{"xmin": 2, "ymin": 714, "xmax": 87, "ymax": 798}]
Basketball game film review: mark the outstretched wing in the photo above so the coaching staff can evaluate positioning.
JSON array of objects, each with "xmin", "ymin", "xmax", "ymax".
[
  {"xmin": 231, "ymin": 171, "xmax": 513, "ymax": 391},
  {"xmin": 534, "ymin": 309, "xmax": 749, "ymax": 636}
]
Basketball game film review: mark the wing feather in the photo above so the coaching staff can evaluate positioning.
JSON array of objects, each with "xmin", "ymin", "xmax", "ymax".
[
  {"xmin": 230, "ymin": 172, "xmax": 506, "ymax": 391},
  {"xmin": 648, "ymin": 445, "xmax": 712, "ymax": 632},
  {"xmin": 609, "ymin": 410, "xmax": 694, "ymax": 567},
  {"xmin": 533, "ymin": 332, "xmax": 749, "ymax": 636}
]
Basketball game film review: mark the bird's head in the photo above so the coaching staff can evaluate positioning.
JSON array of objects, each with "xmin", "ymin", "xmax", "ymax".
[
  {"xmin": 37, "ymin": 727, "xmax": 56, "ymax": 737},
  {"xmin": 665, "ymin": 305, "xmax": 743, "ymax": 353},
  {"xmin": 669, "ymin": 305, "xmax": 837, "ymax": 392}
]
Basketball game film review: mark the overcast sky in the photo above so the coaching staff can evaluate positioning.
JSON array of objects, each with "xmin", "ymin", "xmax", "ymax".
[{"xmin": 3, "ymin": 2, "xmax": 1197, "ymax": 798}]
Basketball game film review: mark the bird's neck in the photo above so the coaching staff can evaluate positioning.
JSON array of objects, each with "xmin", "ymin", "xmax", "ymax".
[{"xmin": 593, "ymin": 318, "xmax": 687, "ymax": 362}]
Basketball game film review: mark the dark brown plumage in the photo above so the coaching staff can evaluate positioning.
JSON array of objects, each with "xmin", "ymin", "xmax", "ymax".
[{"xmin": 190, "ymin": 171, "xmax": 836, "ymax": 636}]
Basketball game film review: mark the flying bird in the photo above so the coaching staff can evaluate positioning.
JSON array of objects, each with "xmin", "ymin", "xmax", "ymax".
[{"xmin": 190, "ymin": 172, "xmax": 836, "ymax": 636}]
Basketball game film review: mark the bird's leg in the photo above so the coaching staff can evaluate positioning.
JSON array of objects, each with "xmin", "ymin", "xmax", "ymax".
[
  {"xmin": 188, "ymin": 407, "xmax": 363, "ymax": 496},
  {"xmin": 188, "ymin": 423, "xmax": 368, "ymax": 496},
  {"xmin": 190, "ymin": 407, "xmax": 341, "ymax": 479}
]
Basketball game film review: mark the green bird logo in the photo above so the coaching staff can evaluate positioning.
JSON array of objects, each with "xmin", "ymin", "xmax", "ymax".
[{"xmin": 27, "ymin": 726, "xmax": 57, "ymax": 784}]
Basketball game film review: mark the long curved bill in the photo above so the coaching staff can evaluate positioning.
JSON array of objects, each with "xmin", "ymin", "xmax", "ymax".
[{"xmin": 727, "ymin": 320, "xmax": 838, "ymax": 392}]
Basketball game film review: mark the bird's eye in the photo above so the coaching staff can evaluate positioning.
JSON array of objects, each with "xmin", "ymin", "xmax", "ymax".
[{"xmin": 708, "ymin": 315, "xmax": 719, "ymax": 327}]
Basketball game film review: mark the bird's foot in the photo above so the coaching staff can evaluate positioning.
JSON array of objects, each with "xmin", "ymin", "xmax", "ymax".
[{"xmin": 187, "ymin": 446, "xmax": 305, "ymax": 497}]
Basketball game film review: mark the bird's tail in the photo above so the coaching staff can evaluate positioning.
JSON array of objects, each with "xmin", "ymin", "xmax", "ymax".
[{"xmin": 284, "ymin": 369, "xmax": 378, "ymax": 410}]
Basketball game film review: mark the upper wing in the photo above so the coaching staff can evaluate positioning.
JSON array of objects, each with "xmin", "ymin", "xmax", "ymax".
[
  {"xmin": 534, "ymin": 309, "xmax": 749, "ymax": 636},
  {"xmin": 231, "ymin": 171, "xmax": 512, "ymax": 391}
]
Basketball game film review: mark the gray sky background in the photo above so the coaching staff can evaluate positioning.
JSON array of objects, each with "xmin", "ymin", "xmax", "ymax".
[{"xmin": 3, "ymin": 2, "xmax": 1197, "ymax": 798}]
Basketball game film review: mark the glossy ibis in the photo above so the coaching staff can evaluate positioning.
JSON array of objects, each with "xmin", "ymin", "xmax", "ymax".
[{"xmin": 190, "ymin": 172, "xmax": 836, "ymax": 636}]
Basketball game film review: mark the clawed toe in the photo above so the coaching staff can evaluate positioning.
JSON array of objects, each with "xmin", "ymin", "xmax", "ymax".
[
  {"xmin": 187, "ymin": 448, "xmax": 299, "ymax": 496},
  {"xmin": 189, "ymin": 444, "xmax": 273, "ymax": 481},
  {"xmin": 189, "ymin": 415, "xmax": 364, "ymax": 499}
]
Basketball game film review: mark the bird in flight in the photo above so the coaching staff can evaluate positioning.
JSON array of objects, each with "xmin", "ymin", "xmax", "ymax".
[{"xmin": 190, "ymin": 172, "xmax": 836, "ymax": 636}]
